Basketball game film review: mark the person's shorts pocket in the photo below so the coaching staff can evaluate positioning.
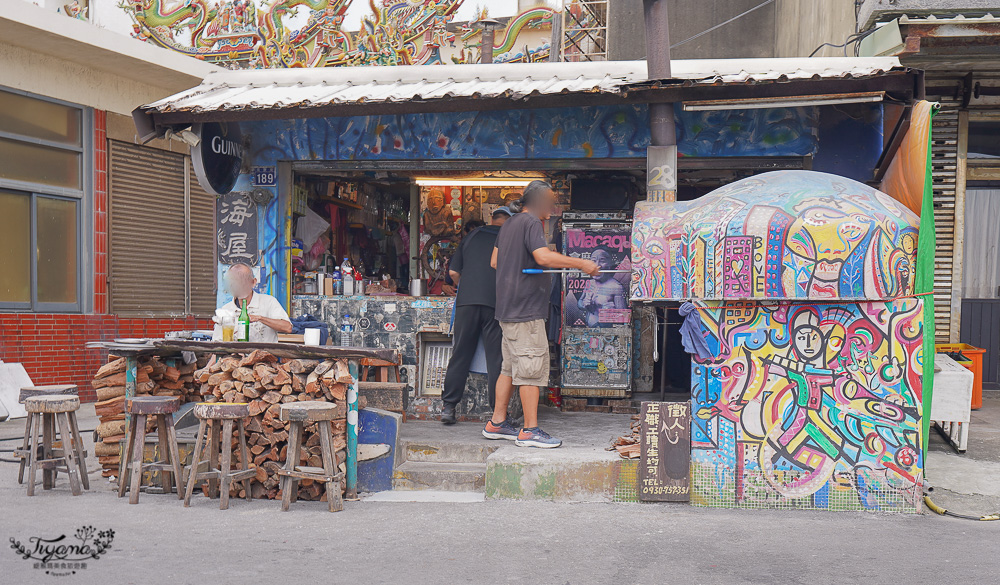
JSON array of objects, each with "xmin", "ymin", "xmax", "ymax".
[{"xmin": 512, "ymin": 346, "xmax": 548, "ymax": 382}]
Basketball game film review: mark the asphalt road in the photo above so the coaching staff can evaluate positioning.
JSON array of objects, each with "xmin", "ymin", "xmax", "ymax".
[{"xmin": 2, "ymin": 472, "xmax": 998, "ymax": 585}]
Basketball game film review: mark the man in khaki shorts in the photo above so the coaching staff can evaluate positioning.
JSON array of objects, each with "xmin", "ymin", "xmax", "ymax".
[{"xmin": 486, "ymin": 181, "xmax": 599, "ymax": 448}]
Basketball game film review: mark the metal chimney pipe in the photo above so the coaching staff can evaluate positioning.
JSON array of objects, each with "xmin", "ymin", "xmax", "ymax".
[
  {"xmin": 481, "ymin": 28, "xmax": 496, "ymax": 64},
  {"xmin": 642, "ymin": 0, "xmax": 677, "ymax": 202},
  {"xmin": 643, "ymin": 0, "xmax": 676, "ymax": 148}
]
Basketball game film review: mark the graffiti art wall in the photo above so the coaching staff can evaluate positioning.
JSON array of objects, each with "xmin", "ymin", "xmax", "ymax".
[
  {"xmin": 631, "ymin": 171, "xmax": 920, "ymax": 302},
  {"xmin": 243, "ymin": 105, "xmax": 820, "ymax": 166},
  {"xmin": 689, "ymin": 298, "xmax": 924, "ymax": 511}
]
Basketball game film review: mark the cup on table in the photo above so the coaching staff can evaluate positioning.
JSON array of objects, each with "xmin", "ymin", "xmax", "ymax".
[
  {"xmin": 304, "ymin": 328, "xmax": 321, "ymax": 346},
  {"xmin": 221, "ymin": 315, "xmax": 235, "ymax": 341}
]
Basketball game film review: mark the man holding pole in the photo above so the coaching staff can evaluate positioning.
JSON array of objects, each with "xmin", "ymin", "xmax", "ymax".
[{"xmin": 486, "ymin": 181, "xmax": 599, "ymax": 448}]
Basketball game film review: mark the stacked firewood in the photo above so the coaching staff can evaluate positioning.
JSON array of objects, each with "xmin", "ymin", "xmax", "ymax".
[
  {"xmin": 92, "ymin": 356, "xmax": 202, "ymax": 477},
  {"xmin": 608, "ymin": 414, "xmax": 642, "ymax": 459},
  {"xmin": 192, "ymin": 350, "xmax": 350, "ymax": 501}
]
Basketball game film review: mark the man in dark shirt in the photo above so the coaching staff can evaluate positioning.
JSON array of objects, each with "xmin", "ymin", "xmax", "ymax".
[
  {"xmin": 486, "ymin": 181, "xmax": 599, "ymax": 448},
  {"xmin": 440, "ymin": 207, "xmax": 513, "ymax": 424}
]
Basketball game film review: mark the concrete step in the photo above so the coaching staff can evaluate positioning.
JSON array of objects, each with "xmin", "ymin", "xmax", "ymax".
[
  {"xmin": 392, "ymin": 461, "xmax": 487, "ymax": 492},
  {"xmin": 400, "ymin": 439, "xmax": 500, "ymax": 464}
]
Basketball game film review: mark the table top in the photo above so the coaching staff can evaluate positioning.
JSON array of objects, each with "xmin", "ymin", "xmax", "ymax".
[
  {"xmin": 154, "ymin": 339, "xmax": 400, "ymax": 362},
  {"xmin": 85, "ymin": 340, "xmax": 179, "ymax": 357}
]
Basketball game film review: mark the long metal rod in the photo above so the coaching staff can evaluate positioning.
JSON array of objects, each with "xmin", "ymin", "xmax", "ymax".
[
  {"xmin": 345, "ymin": 359, "xmax": 359, "ymax": 500},
  {"xmin": 522, "ymin": 269, "xmax": 630, "ymax": 274}
]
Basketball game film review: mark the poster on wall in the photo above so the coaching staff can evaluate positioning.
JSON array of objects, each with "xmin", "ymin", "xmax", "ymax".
[
  {"xmin": 639, "ymin": 401, "xmax": 691, "ymax": 502},
  {"xmin": 560, "ymin": 328, "xmax": 632, "ymax": 390},
  {"xmin": 217, "ymin": 191, "xmax": 259, "ymax": 265},
  {"xmin": 563, "ymin": 227, "xmax": 631, "ymax": 327}
]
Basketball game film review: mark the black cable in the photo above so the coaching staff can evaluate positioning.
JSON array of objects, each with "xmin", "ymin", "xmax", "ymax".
[{"xmin": 808, "ymin": 28, "xmax": 878, "ymax": 58}]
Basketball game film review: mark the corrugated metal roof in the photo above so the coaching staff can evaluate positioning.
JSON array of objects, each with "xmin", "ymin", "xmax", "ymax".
[{"xmin": 142, "ymin": 57, "xmax": 903, "ymax": 116}]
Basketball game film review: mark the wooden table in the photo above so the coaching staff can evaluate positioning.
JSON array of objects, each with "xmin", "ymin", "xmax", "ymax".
[{"xmin": 88, "ymin": 340, "xmax": 401, "ymax": 500}]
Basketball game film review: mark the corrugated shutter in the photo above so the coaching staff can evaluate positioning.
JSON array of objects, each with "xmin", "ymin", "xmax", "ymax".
[
  {"xmin": 109, "ymin": 141, "xmax": 187, "ymax": 316},
  {"xmin": 930, "ymin": 97, "xmax": 961, "ymax": 342},
  {"xmin": 188, "ymin": 159, "xmax": 216, "ymax": 316}
]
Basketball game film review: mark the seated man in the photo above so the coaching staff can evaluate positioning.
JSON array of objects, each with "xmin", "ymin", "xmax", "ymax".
[{"xmin": 213, "ymin": 263, "xmax": 293, "ymax": 343}]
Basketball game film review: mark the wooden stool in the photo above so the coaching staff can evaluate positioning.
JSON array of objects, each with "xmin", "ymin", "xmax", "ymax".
[
  {"xmin": 20, "ymin": 396, "xmax": 88, "ymax": 496},
  {"xmin": 118, "ymin": 396, "xmax": 184, "ymax": 504},
  {"xmin": 360, "ymin": 358, "xmax": 401, "ymax": 383},
  {"xmin": 183, "ymin": 403, "xmax": 254, "ymax": 510},
  {"xmin": 16, "ymin": 385, "xmax": 78, "ymax": 484},
  {"xmin": 278, "ymin": 401, "xmax": 344, "ymax": 512}
]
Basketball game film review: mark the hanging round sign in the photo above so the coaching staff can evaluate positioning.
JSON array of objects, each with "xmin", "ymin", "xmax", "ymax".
[{"xmin": 191, "ymin": 121, "xmax": 243, "ymax": 195}]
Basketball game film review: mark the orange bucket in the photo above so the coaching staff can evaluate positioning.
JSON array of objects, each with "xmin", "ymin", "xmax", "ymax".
[{"xmin": 937, "ymin": 343, "xmax": 986, "ymax": 410}]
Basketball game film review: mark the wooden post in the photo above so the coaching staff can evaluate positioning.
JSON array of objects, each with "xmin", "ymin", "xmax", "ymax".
[
  {"xmin": 638, "ymin": 401, "xmax": 690, "ymax": 502},
  {"xmin": 120, "ymin": 355, "xmax": 138, "ymax": 467}
]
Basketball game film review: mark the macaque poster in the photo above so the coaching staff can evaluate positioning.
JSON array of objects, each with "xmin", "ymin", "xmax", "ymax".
[{"xmin": 563, "ymin": 227, "xmax": 631, "ymax": 327}]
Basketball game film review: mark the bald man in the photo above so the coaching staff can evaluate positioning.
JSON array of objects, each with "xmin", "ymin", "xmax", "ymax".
[{"xmin": 213, "ymin": 263, "xmax": 293, "ymax": 343}]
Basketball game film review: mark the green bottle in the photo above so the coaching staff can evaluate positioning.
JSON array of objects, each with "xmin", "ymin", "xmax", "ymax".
[{"xmin": 236, "ymin": 298, "xmax": 250, "ymax": 342}]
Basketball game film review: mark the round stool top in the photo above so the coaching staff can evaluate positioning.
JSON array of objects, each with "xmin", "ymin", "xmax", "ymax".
[
  {"xmin": 24, "ymin": 395, "xmax": 80, "ymax": 414},
  {"xmin": 193, "ymin": 402, "xmax": 250, "ymax": 420},
  {"xmin": 280, "ymin": 400, "xmax": 337, "ymax": 423},
  {"xmin": 125, "ymin": 396, "xmax": 180, "ymax": 415}
]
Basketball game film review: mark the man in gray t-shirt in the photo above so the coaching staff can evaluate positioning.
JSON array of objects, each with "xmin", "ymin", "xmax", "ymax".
[{"xmin": 485, "ymin": 181, "xmax": 598, "ymax": 449}]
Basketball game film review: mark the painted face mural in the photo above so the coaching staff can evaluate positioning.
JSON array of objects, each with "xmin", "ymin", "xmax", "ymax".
[
  {"xmin": 631, "ymin": 171, "xmax": 920, "ymax": 302},
  {"xmin": 689, "ymin": 299, "xmax": 924, "ymax": 511}
]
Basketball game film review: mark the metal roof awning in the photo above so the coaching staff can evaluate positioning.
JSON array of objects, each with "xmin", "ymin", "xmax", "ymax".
[{"xmin": 135, "ymin": 57, "xmax": 918, "ymax": 129}]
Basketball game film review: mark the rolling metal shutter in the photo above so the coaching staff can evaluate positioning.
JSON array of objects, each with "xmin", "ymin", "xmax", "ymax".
[
  {"xmin": 109, "ymin": 141, "xmax": 216, "ymax": 316},
  {"xmin": 930, "ymin": 99, "xmax": 961, "ymax": 342},
  {"xmin": 188, "ymin": 161, "xmax": 217, "ymax": 316}
]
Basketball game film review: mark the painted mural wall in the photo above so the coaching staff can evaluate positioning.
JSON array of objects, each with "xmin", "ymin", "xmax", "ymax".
[
  {"xmin": 631, "ymin": 171, "xmax": 920, "ymax": 302},
  {"xmin": 242, "ymin": 104, "xmax": 821, "ymax": 165},
  {"xmin": 689, "ymin": 298, "xmax": 924, "ymax": 511}
]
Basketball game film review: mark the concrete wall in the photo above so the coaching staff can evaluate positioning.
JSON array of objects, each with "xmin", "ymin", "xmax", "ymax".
[
  {"xmin": 606, "ymin": 0, "xmax": 858, "ymax": 60},
  {"xmin": 0, "ymin": 43, "xmax": 181, "ymax": 115},
  {"xmin": 773, "ymin": 0, "xmax": 858, "ymax": 58}
]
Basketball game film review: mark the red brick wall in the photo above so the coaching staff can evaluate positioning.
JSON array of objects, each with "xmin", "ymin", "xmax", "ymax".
[{"xmin": 0, "ymin": 314, "xmax": 210, "ymax": 402}]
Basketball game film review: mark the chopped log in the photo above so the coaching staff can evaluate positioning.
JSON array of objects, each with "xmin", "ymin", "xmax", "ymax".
[
  {"xmin": 95, "ymin": 385, "xmax": 126, "ymax": 401},
  {"xmin": 95, "ymin": 357, "xmax": 126, "ymax": 379},
  {"xmin": 288, "ymin": 359, "xmax": 319, "ymax": 374},
  {"xmin": 279, "ymin": 384, "xmax": 293, "ymax": 396},
  {"xmin": 220, "ymin": 356, "xmax": 240, "ymax": 372},
  {"xmin": 242, "ymin": 386, "xmax": 260, "ymax": 399},
  {"xmin": 240, "ymin": 349, "xmax": 278, "ymax": 367},
  {"xmin": 232, "ymin": 366, "xmax": 256, "ymax": 382},
  {"xmin": 163, "ymin": 367, "xmax": 181, "ymax": 382},
  {"xmin": 207, "ymin": 372, "xmax": 232, "ymax": 386},
  {"xmin": 271, "ymin": 368, "xmax": 292, "ymax": 387},
  {"xmin": 327, "ymin": 382, "xmax": 348, "ymax": 401},
  {"xmin": 305, "ymin": 371, "xmax": 321, "ymax": 395},
  {"xmin": 291, "ymin": 373, "xmax": 306, "ymax": 393},
  {"xmin": 333, "ymin": 360, "xmax": 353, "ymax": 383},
  {"xmin": 92, "ymin": 370, "xmax": 149, "ymax": 389},
  {"xmin": 313, "ymin": 360, "xmax": 333, "ymax": 376},
  {"xmin": 262, "ymin": 391, "xmax": 282, "ymax": 404}
]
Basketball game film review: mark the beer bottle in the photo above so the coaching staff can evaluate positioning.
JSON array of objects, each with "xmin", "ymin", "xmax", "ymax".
[{"xmin": 237, "ymin": 299, "xmax": 250, "ymax": 342}]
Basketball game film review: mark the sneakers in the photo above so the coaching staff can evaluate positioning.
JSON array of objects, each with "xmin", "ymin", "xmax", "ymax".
[
  {"xmin": 482, "ymin": 419, "xmax": 519, "ymax": 440},
  {"xmin": 515, "ymin": 427, "xmax": 562, "ymax": 449}
]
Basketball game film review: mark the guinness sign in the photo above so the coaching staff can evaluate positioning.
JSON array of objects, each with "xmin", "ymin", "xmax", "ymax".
[{"xmin": 191, "ymin": 121, "xmax": 243, "ymax": 195}]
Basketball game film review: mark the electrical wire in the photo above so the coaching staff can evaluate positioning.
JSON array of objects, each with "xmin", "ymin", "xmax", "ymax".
[
  {"xmin": 671, "ymin": 0, "xmax": 776, "ymax": 49},
  {"xmin": 808, "ymin": 27, "xmax": 879, "ymax": 58},
  {"xmin": 924, "ymin": 495, "xmax": 1000, "ymax": 521}
]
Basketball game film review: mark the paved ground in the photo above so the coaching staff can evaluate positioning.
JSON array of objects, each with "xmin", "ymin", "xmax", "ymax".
[{"xmin": 2, "ymin": 402, "xmax": 1000, "ymax": 584}]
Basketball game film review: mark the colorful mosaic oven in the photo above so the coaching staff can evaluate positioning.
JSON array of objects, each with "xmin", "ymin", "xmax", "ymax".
[
  {"xmin": 631, "ymin": 170, "xmax": 920, "ymax": 302},
  {"xmin": 630, "ymin": 171, "xmax": 925, "ymax": 512}
]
